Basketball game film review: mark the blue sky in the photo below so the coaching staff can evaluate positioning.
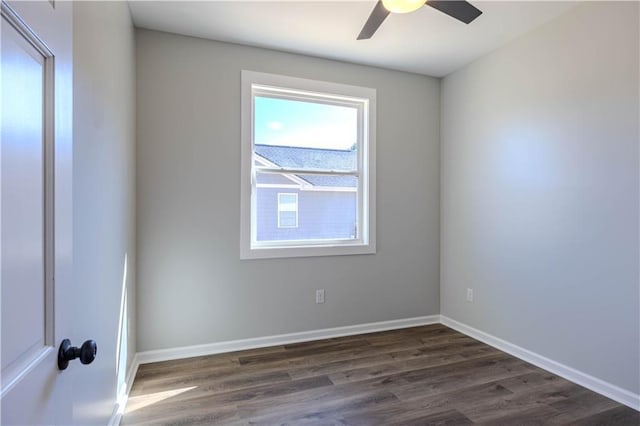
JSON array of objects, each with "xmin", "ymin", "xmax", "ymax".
[{"xmin": 254, "ymin": 96, "xmax": 357, "ymax": 150}]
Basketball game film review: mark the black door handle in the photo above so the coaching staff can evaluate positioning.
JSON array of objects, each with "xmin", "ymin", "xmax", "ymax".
[{"xmin": 58, "ymin": 339, "xmax": 97, "ymax": 370}]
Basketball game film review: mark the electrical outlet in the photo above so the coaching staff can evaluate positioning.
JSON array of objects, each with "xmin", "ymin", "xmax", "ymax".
[
  {"xmin": 466, "ymin": 288, "xmax": 473, "ymax": 302},
  {"xmin": 316, "ymin": 289, "xmax": 325, "ymax": 304}
]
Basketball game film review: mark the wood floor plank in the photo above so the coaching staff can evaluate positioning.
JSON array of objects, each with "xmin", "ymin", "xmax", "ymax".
[
  {"xmin": 123, "ymin": 405, "xmax": 240, "ymax": 426},
  {"xmin": 238, "ymin": 340, "xmax": 369, "ymax": 366},
  {"xmin": 236, "ymin": 378, "xmax": 401, "ymax": 420},
  {"xmin": 125, "ymin": 375, "xmax": 333, "ymax": 425},
  {"xmin": 343, "ymin": 379, "xmax": 514, "ymax": 424},
  {"xmin": 287, "ymin": 353, "xmax": 394, "ymax": 380},
  {"xmin": 567, "ymin": 405, "xmax": 640, "ymax": 426},
  {"xmin": 328, "ymin": 351, "xmax": 485, "ymax": 385},
  {"xmin": 393, "ymin": 408, "xmax": 474, "ymax": 426},
  {"xmin": 133, "ymin": 361, "xmax": 294, "ymax": 395},
  {"xmin": 243, "ymin": 389, "xmax": 399, "ymax": 425},
  {"xmin": 547, "ymin": 388, "xmax": 621, "ymax": 420},
  {"xmin": 136, "ymin": 353, "xmax": 240, "ymax": 376},
  {"xmin": 123, "ymin": 325, "xmax": 639, "ymax": 425},
  {"xmin": 475, "ymin": 404, "xmax": 572, "ymax": 426},
  {"xmin": 459, "ymin": 380, "xmax": 596, "ymax": 423},
  {"xmin": 497, "ymin": 369, "xmax": 574, "ymax": 393},
  {"xmin": 387, "ymin": 353, "xmax": 534, "ymax": 400}
]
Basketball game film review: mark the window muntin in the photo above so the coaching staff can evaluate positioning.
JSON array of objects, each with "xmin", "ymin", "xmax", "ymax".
[{"xmin": 241, "ymin": 71, "xmax": 376, "ymax": 259}]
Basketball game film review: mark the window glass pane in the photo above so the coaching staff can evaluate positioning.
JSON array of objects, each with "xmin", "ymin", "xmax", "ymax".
[
  {"xmin": 278, "ymin": 211, "xmax": 297, "ymax": 228},
  {"xmin": 254, "ymin": 96, "xmax": 358, "ymax": 172},
  {"xmin": 280, "ymin": 194, "xmax": 298, "ymax": 206},
  {"xmin": 279, "ymin": 193, "xmax": 297, "ymax": 207},
  {"xmin": 256, "ymin": 172, "xmax": 357, "ymax": 242}
]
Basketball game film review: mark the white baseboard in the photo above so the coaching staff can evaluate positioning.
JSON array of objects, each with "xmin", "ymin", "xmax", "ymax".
[
  {"xmin": 136, "ymin": 315, "xmax": 440, "ymax": 365},
  {"xmin": 108, "ymin": 353, "xmax": 140, "ymax": 426},
  {"xmin": 440, "ymin": 315, "xmax": 640, "ymax": 411}
]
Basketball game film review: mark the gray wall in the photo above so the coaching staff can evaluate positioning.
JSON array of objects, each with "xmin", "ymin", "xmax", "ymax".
[
  {"xmin": 136, "ymin": 30, "xmax": 440, "ymax": 352},
  {"xmin": 441, "ymin": 1, "xmax": 639, "ymax": 394},
  {"xmin": 73, "ymin": 2, "xmax": 136, "ymax": 422}
]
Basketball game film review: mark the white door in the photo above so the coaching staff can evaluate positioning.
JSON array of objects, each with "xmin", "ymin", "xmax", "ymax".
[{"xmin": 1, "ymin": 0, "xmax": 74, "ymax": 424}]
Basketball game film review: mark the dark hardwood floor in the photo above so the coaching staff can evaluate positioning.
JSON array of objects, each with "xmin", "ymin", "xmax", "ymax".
[{"xmin": 122, "ymin": 324, "xmax": 639, "ymax": 425}]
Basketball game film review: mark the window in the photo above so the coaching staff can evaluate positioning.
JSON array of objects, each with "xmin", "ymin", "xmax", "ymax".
[
  {"xmin": 241, "ymin": 71, "xmax": 376, "ymax": 259},
  {"xmin": 277, "ymin": 193, "xmax": 298, "ymax": 228}
]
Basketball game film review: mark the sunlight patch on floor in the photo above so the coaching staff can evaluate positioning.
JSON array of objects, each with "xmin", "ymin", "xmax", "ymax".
[{"xmin": 126, "ymin": 386, "xmax": 197, "ymax": 413}]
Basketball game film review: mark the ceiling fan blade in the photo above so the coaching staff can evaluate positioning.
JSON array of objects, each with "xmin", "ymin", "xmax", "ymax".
[
  {"xmin": 426, "ymin": 0, "xmax": 482, "ymax": 24},
  {"xmin": 357, "ymin": 1, "xmax": 391, "ymax": 40}
]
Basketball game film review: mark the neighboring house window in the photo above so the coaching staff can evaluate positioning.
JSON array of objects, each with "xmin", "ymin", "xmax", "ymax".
[
  {"xmin": 241, "ymin": 70, "xmax": 376, "ymax": 259},
  {"xmin": 277, "ymin": 193, "xmax": 298, "ymax": 228}
]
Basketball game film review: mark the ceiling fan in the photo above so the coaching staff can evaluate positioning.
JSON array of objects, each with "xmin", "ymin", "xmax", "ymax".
[{"xmin": 358, "ymin": 0, "xmax": 482, "ymax": 40}]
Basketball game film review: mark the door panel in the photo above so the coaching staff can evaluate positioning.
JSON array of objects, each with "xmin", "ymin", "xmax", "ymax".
[{"xmin": 1, "ymin": 12, "xmax": 48, "ymax": 380}]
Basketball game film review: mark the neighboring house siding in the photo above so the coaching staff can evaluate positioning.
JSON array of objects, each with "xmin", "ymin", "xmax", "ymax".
[{"xmin": 257, "ymin": 188, "xmax": 356, "ymax": 241}]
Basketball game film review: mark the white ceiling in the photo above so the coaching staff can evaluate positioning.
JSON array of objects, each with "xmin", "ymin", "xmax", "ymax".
[{"xmin": 129, "ymin": 1, "xmax": 579, "ymax": 77}]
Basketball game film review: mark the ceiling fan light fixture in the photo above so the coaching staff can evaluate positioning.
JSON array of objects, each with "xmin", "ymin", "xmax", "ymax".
[{"xmin": 381, "ymin": 0, "xmax": 425, "ymax": 14}]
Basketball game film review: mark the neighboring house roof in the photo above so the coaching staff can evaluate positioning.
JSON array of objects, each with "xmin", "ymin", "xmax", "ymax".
[{"xmin": 255, "ymin": 144, "xmax": 357, "ymax": 188}]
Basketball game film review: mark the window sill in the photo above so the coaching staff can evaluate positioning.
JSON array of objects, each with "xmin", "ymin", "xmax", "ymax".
[{"xmin": 240, "ymin": 242, "xmax": 376, "ymax": 260}]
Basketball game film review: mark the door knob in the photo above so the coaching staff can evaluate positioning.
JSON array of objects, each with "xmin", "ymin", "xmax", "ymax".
[{"xmin": 58, "ymin": 339, "xmax": 97, "ymax": 370}]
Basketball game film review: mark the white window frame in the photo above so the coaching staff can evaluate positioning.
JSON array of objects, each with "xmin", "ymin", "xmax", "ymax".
[
  {"xmin": 240, "ymin": 70, "xmax": 376, "ymax": 259},
  {"xmin": 277, "ymin": 192, "xmax": 298, "ymax": 229}
]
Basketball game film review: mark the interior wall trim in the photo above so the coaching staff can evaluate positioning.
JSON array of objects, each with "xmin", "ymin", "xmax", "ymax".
[
  {"xmin": 136, "ymin": 315, "xmax": 440, "ymax": 365},
  {"xmin": 440, "ymin": 315, "xmax": 640, "ymax": 411},
  {"xmin": 108, "ymin": 353, "xmax": 140, "ymax": 426}
]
